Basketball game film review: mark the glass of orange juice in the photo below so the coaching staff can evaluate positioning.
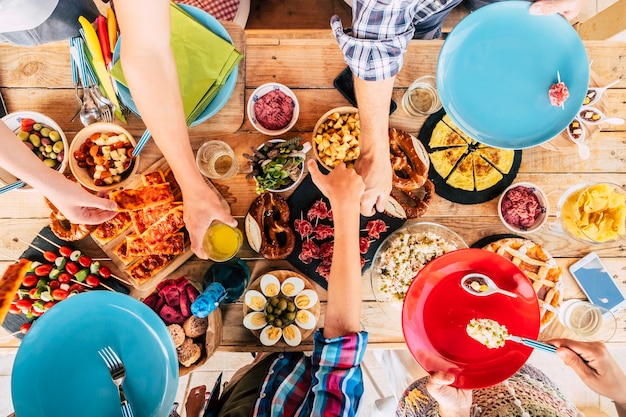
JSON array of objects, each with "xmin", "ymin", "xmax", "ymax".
[{"xmin": 202, "ymin": 221, "xmax": 243, "ymax": 262}]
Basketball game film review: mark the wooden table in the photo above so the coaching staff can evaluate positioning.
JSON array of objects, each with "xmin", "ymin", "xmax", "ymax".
[{"xmin": 1, "ymin": 28, "xmax": 625, "ymax": 353}]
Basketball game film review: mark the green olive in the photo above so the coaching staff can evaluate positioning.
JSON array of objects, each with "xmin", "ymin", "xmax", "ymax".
[
  {"xmin": 17, "ymin": 131, "xmax": 29, "ymax": 141},
  {"xmin": 274, "ymin": 308, "xmax": 283, "ymax": 316},
  {"xmin": 44, "ymin": 145, "xmax": 53, "ymax": 153},
  {"xmin": 39, "ymin": 127, "xmax": 51, "ymax": 137},
  {"xmin": 270, "ymin": 297, "xmax": 280, "ymax": 307},
  {"xmin": 286, "ymin": 302, "xmax": 296, "ymax": 313},
  {"xmin": 43, "ymin": 158, "xmax": 56, "ymax": 168},
  {"xmin": 29, "ymin": 134, "xmax": 41, "ymax": 147},
  {"xmin": 49, "ymin": 131, "xmax": 61, "ymax": 142},
  {"xmin": 278, "ymin": 299, "xmax": 288, "ymax": 311},
  {"xmin": 284, "ymin": 312, "xmax": 295, "ymax": 321},
  {"xmin": 274, "ymin": 318, "xmax": 283, "ymax": 328},
  {"xmin": 33, "ymin": 123, "xmax": 43, "ymax": 131},
  {"xmin": 52, "ymin": 141, "xmax": 64, "ymax": 154},
  {"xmin": 266, "ymin": 305, "xmax": 274, "ymax": 314},
  {"xmin": 266, "ymin": 314, "xmax": 275, "ymax": 323}
]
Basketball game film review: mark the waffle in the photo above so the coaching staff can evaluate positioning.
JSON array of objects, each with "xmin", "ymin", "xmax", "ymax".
[{"xmin": 483, "ymin": 238, "xmax": 562, "ymax": 329}]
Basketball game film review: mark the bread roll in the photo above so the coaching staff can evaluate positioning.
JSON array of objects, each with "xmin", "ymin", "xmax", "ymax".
[
  {"xmin": 167, "ymin": 324, "xmax": 185, "ymax": 348},
  {"xmin": 177, "ymin": 338, "xmax": 201, "ymax": 367},
  {"xmin": 183, "ymin": 315, "xmax": 208, "ymax": 338}
]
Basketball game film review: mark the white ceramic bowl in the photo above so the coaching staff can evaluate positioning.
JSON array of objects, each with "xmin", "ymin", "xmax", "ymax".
[
  {"xmin": 69, "ymin": 123, "xmax": 140, "ymax": 192},
  {"xmin": 498, "ymin": 182, "xmax": 548, "ymax": 234},
  {"xmin": 253, "ymin": 139, "xmax": 308, "ymax": 193},
  {"xmin": 0, "ymin": 111, "xmax": 69, "ymax": 192},
  {"xmin": 247, "ymin": 83, "xmax": 299, "ymax": 136},
  {"xmin": 311, "ymin": 106, "xmax": 359, "ymax": 171}
]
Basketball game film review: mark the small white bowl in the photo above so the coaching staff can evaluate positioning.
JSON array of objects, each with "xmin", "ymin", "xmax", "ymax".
[
  {"xmin": 247, "ymin": 83, "xmax": 299, "ymax": 136},
  {"xmin": 0, "ymin": 111, "xmax": 69, "ymax": 192},
  {"xmin": 253, "ymin": 139, "xmax": 308, "ymax": 193},
  {"xmin": 498, "ymin": 182, "xmax": 548, "ymax": 234},
  {"xmin": 69, "ymin": 123, "xmax": 140, "ymax": 192}
]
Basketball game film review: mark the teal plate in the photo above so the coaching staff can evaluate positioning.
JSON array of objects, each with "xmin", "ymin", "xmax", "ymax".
[
  {"xmin": 436, "ymin": 1, "xmax": 589, "ymax": 149},
  {"xmin": 112, "ymin": 4, "xmax": 238, "ymax": 126},
  {"xmin": 12, "ymin": 292, "xmax": 178, "ymax": 417}
]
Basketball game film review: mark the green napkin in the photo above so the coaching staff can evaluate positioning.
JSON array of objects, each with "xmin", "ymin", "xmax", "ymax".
[{"xmin": 110, "ymin": 2, "xmax": 242, "ymax": 125}]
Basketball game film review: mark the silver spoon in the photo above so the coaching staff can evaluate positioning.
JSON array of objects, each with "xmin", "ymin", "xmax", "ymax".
[
  {"xmin": 567, "ymin": 117, "xmax": 590, "ymax": 160},
  {"xmin": 69, "ymin": 46, "xmax": 100, "ymax": 126},
  {"xmin": 461, "ymin": 273, "xmax": 518, "ymax": 298}
]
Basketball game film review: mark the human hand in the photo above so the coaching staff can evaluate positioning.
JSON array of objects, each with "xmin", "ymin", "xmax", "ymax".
[
  {"xmin": 47, "ymin": 180, "xmax": 118, "ymax": 225},
  {"xmin": 426, "ymin": 372, "xmax": 472, "ymax": 417},
  {"xmin": 550, "ymin": 339, "xmax": 626, "ymax": 404},
  {"xmin": 529, "ymin": 0, "xmax": 586, "ymax": 21},
  {"xmin": 182, "ymin": 185, "xmax": 237, "ymax": 259},
  {"xmin": 185, "ymin": 385, "xmax": 207, "ymax": 417},
  {"xmin": 307, "ymin": 159, "xmax": 365, "ymax": 209},
  {"xmin": 353, "ymin": 150, "xmax": 392, "ymax": 217}
]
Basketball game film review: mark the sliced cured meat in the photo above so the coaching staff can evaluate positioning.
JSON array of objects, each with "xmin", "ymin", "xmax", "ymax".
[
  {"xmin": 307, "ymin": 200, "xmax": 329, "ymax": 221},
  {"xmin": 366, "ymin": 219, "xmax": 387, "ymax": 239},
  {"xmin": 294, "ymin": 219, "xmax": 313, "ymax": 238},
  {"xmin": 548, "ymin": 82, "xmax": 570, "ymax": 107}
]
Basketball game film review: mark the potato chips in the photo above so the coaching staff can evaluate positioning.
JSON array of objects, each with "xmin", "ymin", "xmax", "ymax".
[{"xmin": 562, "ymin": 183, "xmax": 626, "ymax": 242}]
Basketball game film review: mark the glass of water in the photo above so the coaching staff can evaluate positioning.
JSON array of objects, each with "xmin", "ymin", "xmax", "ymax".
[
  {"xmin": 402, "ymin": 75, "xmax": 442, "ymax": 117},
  {"xmin": 196, "ymin": 140, "xmax": 239, "ymax": 179},
  {"xmin": 558, "ymin": 299, "xmax": 617, "ymax": 341}
]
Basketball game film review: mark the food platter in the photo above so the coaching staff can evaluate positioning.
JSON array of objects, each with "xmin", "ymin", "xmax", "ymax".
[
  {"xmin": 242, "ymin": 270, "xmax": 320, "ymax": 347},
  {"xmin": 418, "ymin": 108, "xmax": 522, "ymax": 204},
  {"xmin": 12, "ymin": 292, "xmax": 178, "ymax": 417},
  {"xmin": 402, "ymin": 248, "xmax": 540, "ymax": 389},
  {"xmin": 437, "ymin": 1, "xmax": 589, "ymax": 149}
]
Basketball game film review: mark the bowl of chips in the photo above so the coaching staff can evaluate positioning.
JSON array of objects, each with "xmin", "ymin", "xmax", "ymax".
[
  {"xmin": 312, "ymin": 107, "xmax": 360, "ymax": 171},
  {"xmin": 556, "ymin": 182, "xmax": 626, "ymax": 244}
]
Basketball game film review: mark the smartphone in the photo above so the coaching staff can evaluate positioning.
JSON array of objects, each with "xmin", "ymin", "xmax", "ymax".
[
  {"xmin": 569, "ymin": 252, "xmax": 626, "ymax": 316},
  {"xmin": 334, "ymin": 66, "xmax": 397, "ymax": 115},
  {"xmin": 0, "ymin": 90, "xmax": 7, "ymax": 119}
]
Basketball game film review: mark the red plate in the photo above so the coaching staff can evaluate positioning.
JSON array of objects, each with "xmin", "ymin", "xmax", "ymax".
[{"xmin": 402, "ymin": 248, "xmax": 539, "ymax": 389}]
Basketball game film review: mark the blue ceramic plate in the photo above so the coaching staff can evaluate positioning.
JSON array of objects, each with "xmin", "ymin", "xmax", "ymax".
[
  {"xmin": 436, "ymin": 1, "xmax": 589, "ymax": 149},
  {"xmin": 112, "ymin": 4, "xmax": 238, "ymax": 126},
  {"xmin": 12, "ymin": 292, "xmax": 178, "ymax": 417}
]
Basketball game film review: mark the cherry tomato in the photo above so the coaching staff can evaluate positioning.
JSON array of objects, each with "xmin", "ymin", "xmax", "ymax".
[
  {"xmin": 34, "ymin": 264, "xmax": 52, "ymax": 277},
  {"xmin": 28, "ymin": 288, "xmax": 40, "ymax": 300},
  {"xmin": 30, "ymin": 309, "xmax": 43, "ymax": 317},
  {"xmin": 51, "ymin": 289, "xmax": 69, "ymax": 301},
  {"xmin": 65, "ymin": 261, "xmax": 80, "ymax": 275},
  {"xmin": 20, "ymin": 323, "xmax": 32, "ymax": 334},
  {"xmin": 68, "ymin": 283, "xmax": 85, "ymax": 293},
  {"xmin": 43, "ymin": 251, "xmax": 57, "ymax": 263},
  {"xmin": 85, "ymin": 275, "xmax": 100, "ymax": 288},
  {"xmin": 48, "ymin": 280, "xmax": 61, "ymax": 290},
  {"xmin": 44, "ymin": 301, "xmax": 56, "ymax": 311},
  {"xmin": 78, "ymin": 255, "xmax": 92, "ymax": 268},
  {"xmin": 9, "ymin": 303, "xmax": 20, "ymax": 314},
  {"xmin": 58, "ymin": 272, "xmax": 72, "ymax": 284},
  {"xmin": 22, "ymin": 274, "xmax": 39, "ymax": 288},
  {"xmin": 98, "ymin": 265, "xmax": 111, "ymax": 279},
  {"xmin": 59, "ymin": 246, "xmax": 73, "ymax": 258},
  {"xmin": 16, "ymin": 299, "xmax": 34, "ymax": 311}
]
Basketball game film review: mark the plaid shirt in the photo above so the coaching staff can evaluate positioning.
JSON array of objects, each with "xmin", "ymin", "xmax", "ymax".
[
  {"xmin": 331, "ymin": 0, "xmax": 456, "ymax": 81},
  {"xmin": 251, "ymin": 330, "xmax": 368, "ymax": 417}
]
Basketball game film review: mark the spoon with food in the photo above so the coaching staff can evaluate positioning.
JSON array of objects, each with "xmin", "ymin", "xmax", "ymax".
[
  {"xmin": 579, "ymin": 106, "xmax": 625, "ymax": 126},
  {"xmin": 567, "ymin": 117, "xmax": 590, "ymax": 160},
  {"xmin": 460, "ymin": 273, "xmax": 517, "ymax": 298},
  {"xmin": 583, "ymin": 79, "xmax": 621, "ymax": 107},
  {"xmin": 466, "ymin": 318, "xmax": 557, "ymax": 353}
]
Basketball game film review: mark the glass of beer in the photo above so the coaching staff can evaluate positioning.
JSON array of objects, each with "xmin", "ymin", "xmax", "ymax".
[
  {"xmin": 402, "ymin": 75, "xmax": 442, "ymax": 117},
  {"xmin": 202, "ymin": 221, "xmax": 243, "ymax": 262},
  {"xmin": 196, "ymin": 140, "xmax": 239, "ymax": 180}
]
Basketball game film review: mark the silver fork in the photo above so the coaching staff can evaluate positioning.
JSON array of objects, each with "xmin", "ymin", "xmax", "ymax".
[
  {"xmin": 98, "ymin": 346, "xmax": 134, "ymax": 417},
  {"xmin": 91, "ymin": 86, "xmax": 115, "ymax": 122}
]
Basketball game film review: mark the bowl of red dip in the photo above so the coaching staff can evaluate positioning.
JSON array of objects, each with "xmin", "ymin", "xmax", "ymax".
[
  {"xmin": 498, "ymin": 182, "xmax": 548, "ymax": 233},
  {"xmin": 248, "ymin": 83, "xmax": 299, "ymax": 136}
]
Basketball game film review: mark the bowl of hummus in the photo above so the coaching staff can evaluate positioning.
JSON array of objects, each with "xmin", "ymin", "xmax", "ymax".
[{"xmin": 498, "ymin": 182, "xmax": 548, "ymax": 233}]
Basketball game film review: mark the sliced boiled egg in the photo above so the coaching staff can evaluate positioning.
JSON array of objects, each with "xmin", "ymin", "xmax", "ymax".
[
  {"xmin": 281, "ymin": 276, "xmax": 305, "ymax": 297},
  {"xmin": 243, "ymin": 311, "xmax": 268, "ymax": 330},
  {"xmin": 259, "ymin": 325, "xmax": 282, "ymax": 346},
  {"xmin": 283, "ymin": 324, "xmax": 302, "ymax": 347},
  {"xmin": 244, "ymin": 290, "xmax": 267, "ymax": 311},
  {"xmin": 260, "ymin": 274, "xmax": 281, "ymax": 297},
  {"xmin": 294, "ymin": 289, "xmax": 318, "ymax": 310},
  {"xmin": 295, "ymin": 309, "xmax": 316, "ymax": 330}
]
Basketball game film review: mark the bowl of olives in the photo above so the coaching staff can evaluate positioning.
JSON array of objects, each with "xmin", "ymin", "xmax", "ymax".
[
  {"xmin": 265, "ymin": 295, "xmax": 297, "ymax": 328},
  {"xmin": 0, "ymin": 111, "xmax": 68, "ymax": 191}
]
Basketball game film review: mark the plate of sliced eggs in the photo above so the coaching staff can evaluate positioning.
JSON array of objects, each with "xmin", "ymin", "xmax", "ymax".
[{"xmin": 243, "ymin": 270, "xmax": 320, "ymax": 347}]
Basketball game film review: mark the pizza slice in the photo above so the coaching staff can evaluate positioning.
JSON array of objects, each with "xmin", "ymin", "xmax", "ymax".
[
  {"xmin": 130, "ymin": 202, "xmax": 182, "ymax": 234},
  {"xmin": 442, "ymin": 114, "xmax": 478, "ymax": 146},
  {"xmin": 473, "ymin": 153, "xmax": 503, "ymax": 191},
  {"xmin": 446, "ymin": 154, "xmax": 474, "ymax": 191},
  {"xmin": 0, "ymin": 258, "xmax": 30, "ymax": 325},
  {"xmin": 164, "ymin": 168, "xmax": 182, "ymax": 200},
  {"xmin": 429, "ymin": 119, "xmax": 468, "ymax": 149},
  {"xmin": 141, "ymin": 170, "xmax": 167, "ymax": 186},
  {"xmin": 140, "ymin": 205, "xmax": 185, "ymax": 246},
  {"xmin": 475, "ymin": 147, "xmax": 515, "ymax": 175},
  {"xmin": 128, "ymin": 254, "xmax": 173, "ymax": 286},
  {"xmin": 109, "ymin": 183, "xmax": 175, "ymax": 212},
  {"xmin": 429, "ymin": 147, "xmax": 467, "ymax": 179},
  {"xmin": 92, "ymin": 212, "xmax": 133, "ymax": 245},
  {"xmin": 113, "ymin": 240, "xmax": 136, "ymax": 265}
]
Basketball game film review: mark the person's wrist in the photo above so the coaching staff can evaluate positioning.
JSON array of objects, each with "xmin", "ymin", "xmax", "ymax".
[{"xmin": 438, "ymin": 405, "xmax": 471, "ymax": 417}]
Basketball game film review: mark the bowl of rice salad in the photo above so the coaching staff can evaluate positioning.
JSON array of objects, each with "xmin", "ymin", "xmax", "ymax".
[{"xmin": 371, "ymin": 222, "xmax": 467, "ymax": 306}]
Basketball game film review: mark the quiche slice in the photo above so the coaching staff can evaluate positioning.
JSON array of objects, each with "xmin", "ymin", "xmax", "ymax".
[
  {"xmin": 429, "ymin": 119, "xmax": 468, "ymax": 148},
  {"xmin": 446, "ymin": 154, "xmax": 474, "ymax": 191},
  {"xmin": 429, "ymin": 147, "xmax": 467, "ymax": 179},
  {"xmin": 442, "ymin": 114, "xmax": 477, "ymax": 146},
  {"xmin": 476, "ymin": 147, "xmax": 515, "ymax": 175},
  {"xmin": 473, "ymin": 153, "xmax": 503, "ymax": 191}
]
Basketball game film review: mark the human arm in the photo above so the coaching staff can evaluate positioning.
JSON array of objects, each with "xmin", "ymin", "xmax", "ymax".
[
  {"xmin": 185, "ymin": 385, "xmax": 207, "ymax": 417},
  {"xmin": 114, "ymin": 0, "xmax": 236, "ymax": 259},
  {"xmin": 550, "ymin": 339, "xmax": 626, "ymax": 416},
  {"xmin": 0, "ymin": 121, "xmax": 117, "ymax": 224},
  {"xmin": 426, "ymin": 372, "xmax": 472, "ymax": 417},
  {"xmin": 529, "ymin": 0, "xmax": 587, "ymax": 21}
]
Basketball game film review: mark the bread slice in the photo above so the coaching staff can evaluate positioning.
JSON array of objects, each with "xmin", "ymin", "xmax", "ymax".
[
  {"xmin": 167, "ymin": 324, "xmax": 185, "ymax": 348},
  {"xmin": 183, "ymin": 315, "xmax": 209, "ymax": 338},
  {"xmin": 177, "ymin": 338, "xmax": 201, "ymax": 367}
]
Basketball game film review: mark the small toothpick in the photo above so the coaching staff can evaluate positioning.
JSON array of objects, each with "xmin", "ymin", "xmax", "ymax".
[
  {"xmin": 13, "ymin": 237, "xmax": 44, "ymax": 254},
  {"xmin": 0, "ymin": 330, "xmax": 21, "ymax": 342},
  {"xmin": 557, "ymin": 71, "xmax": 565, "ymax": 109},
  {"xmin": 35, "ymin": 233, "xmax": 111, "ymax": 261}
]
